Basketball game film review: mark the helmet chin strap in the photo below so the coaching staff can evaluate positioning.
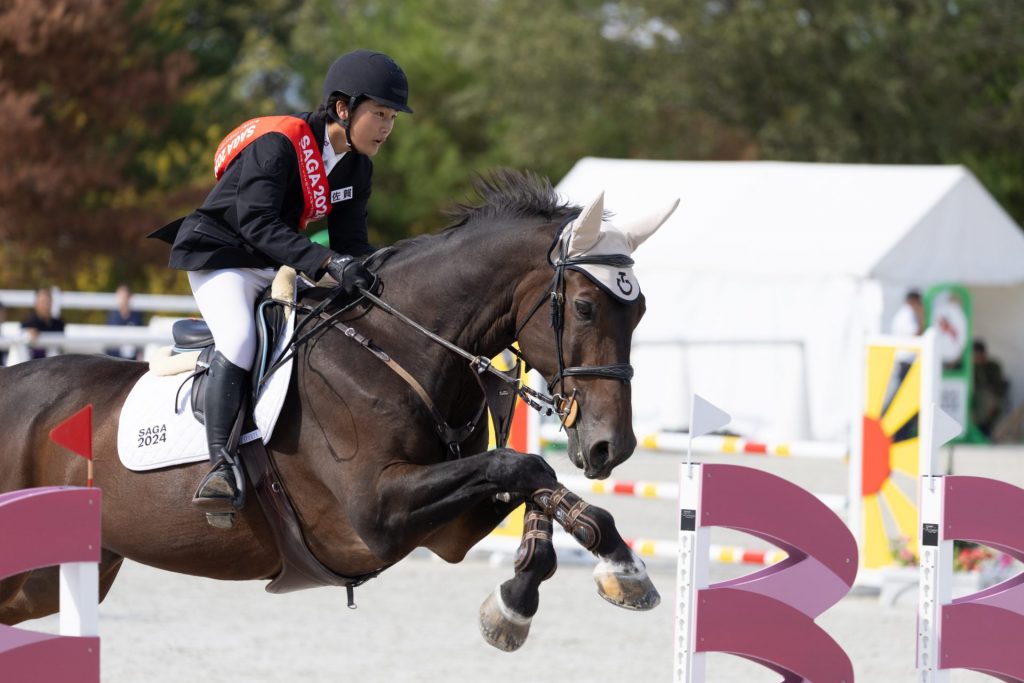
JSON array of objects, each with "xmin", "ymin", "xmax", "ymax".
[{"xmin": 327, "ymin": 95, "xmax": 362, "ymax": 154}]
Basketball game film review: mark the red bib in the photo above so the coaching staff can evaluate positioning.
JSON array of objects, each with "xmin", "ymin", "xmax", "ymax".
[{"xmin": 213, "ymin": 116, "xmax": 331, "ymax": 230}]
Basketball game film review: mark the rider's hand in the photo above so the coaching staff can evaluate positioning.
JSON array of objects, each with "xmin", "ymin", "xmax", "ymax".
[{"xmin": 325, "ymin": 253, "xmax": 372, "ymax": 294}]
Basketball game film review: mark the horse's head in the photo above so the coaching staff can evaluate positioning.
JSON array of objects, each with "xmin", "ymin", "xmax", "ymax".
[{"xmin": 516, "ymin": 192, "xmax": 678, "ymax": 479}]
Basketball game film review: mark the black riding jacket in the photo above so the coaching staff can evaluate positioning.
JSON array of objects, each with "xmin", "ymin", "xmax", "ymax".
[{"xmin": 151, "ymin": 110, "xmax": 375, "ymax": 278}]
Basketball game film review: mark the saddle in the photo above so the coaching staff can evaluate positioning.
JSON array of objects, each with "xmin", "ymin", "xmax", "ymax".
[{"xmin": 172, "ymin": 299, "xmax": 288, "ymax": 427}]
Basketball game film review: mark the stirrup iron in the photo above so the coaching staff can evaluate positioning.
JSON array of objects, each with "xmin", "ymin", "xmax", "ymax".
[{"xmin": 192, "ymin": 451, "xmax": 246, "ymax": 513}]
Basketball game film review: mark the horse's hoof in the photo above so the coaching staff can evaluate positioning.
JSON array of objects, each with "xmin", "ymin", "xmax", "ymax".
[
  {"xmin": 593, "ymin": 554, "xmax": 661, "ymax": 611},
  {"xmin": 479, "ymin": 587, "xmax": 532, "ymax": 652}
]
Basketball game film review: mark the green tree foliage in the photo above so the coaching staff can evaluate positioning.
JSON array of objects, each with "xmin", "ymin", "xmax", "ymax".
[
  {"xmin": 641, "ymin": 0, "xmax": 1024, "ymax": 216},
  {"xmin": 2, "ymin": 1, "xmax": 1022, "ymax": 291},
  {"xmin": 0, "ymin": 0, "xmax": 303, "ymax": 291},
  {"xmin": 290, "ymin": 0, "xmax": 484, "ymax": 241},
  {"xmin": 289, "ymin": 0, "xmax": 716, "ymax": 242},
  {"xmin": 0, "ymin": 0, "xmax": 190, "ymax": 288}
]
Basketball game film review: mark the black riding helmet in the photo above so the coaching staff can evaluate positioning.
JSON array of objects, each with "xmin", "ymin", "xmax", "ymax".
[{"xmin": 322, "ymin": 49, "xmax": 413, "ymax": 120}]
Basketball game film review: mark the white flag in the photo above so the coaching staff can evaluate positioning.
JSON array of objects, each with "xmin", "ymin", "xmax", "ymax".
[
  {"xmin": 932, "ymin": 404, "xmax": 962, "ymax": 448},
  {"xmin": 690, "ymin": 394, "xmax": 731, "ymax": 439}
]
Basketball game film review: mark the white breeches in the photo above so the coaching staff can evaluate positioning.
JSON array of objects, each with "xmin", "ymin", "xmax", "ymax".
[{"xmin": 188, "ymin": 268, "xmax": 277, "ymax": 370}]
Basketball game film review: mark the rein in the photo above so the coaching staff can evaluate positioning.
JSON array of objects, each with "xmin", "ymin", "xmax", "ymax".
[
  {"xmin": 265, "ymin": 217, "xmax": 636, "ymax": 454},
  {"xmin": 261, "ymin": 288, "xmax": 506, "ymax": 457}
]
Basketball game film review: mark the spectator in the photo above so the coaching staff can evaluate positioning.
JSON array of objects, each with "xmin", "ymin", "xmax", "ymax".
[
  {"xmin": 886, "ymin": 290, "xmax": 925, "ymax": 442},
  {"xmin": 21, "ymin": 287, "xmax": 65, "ymax": 360},
  {"xmin": 0, "ymin": 299, "xmax": 7, "ymax": 366},
  {"xmin": 105, "ymin": 283, "xmax": 144, "ymax": 359},
  {"xmin": 891, "ymin": 289, "xmax": 924, "ymax": 336},
  {"xmin": 890, "ymin": 289, "xmax": 924, "ymax": 377},
  {"xmin": 972, "ymin": 339, "xmax": 1009, "ymax": 439}
]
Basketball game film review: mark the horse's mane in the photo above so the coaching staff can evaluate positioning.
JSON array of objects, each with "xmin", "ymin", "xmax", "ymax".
[
  {"xmin": 443, "ymin": 169, "xmax": 579, "ymax": 229},
  {"xmin": 375, "ymin": 169, "xmax": 580, "ymax": 267}
]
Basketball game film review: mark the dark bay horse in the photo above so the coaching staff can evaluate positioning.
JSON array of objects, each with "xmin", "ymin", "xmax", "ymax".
[{"xmin": 0, "ymin": 170, "xmax": 678, "ymax": 651}]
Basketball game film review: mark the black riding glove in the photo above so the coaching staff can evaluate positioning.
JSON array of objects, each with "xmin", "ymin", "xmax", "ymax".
[{"xmin": 325, "ymin": 254, "xmax": 372, "ymax": 294}]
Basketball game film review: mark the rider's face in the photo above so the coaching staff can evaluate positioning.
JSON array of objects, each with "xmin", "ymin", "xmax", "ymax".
[{"xmin": 346, "ymin": 101, "xmax": 398, "ymax": 157}]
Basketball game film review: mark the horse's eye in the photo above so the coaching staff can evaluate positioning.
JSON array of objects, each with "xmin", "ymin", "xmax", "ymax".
[{"xmin": 574, "ymin": 300, "xmax": 594, "ymax": 319}]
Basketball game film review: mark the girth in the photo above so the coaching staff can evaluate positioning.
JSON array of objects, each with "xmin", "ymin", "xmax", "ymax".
[{"xmin": 241, "ymin": 425, "xmax": 388, "ymax": 604}]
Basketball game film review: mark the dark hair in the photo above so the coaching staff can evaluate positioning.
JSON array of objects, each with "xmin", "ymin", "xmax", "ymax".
[
  {"xmin": 906, "ymin": 290, "xmax": 922, "ymax": 303},
  {"xmin": 316, "ymin": 91, "xmax": 350, "ymax": 120},
  {"xmin": 974, "ymin": 339, "xmax": 987, "ymax": 353}
]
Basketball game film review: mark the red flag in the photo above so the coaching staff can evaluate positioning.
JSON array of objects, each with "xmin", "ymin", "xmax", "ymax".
[{"xmin": 50, "ymin": 404, "xmax": 93, "ymax": 461}]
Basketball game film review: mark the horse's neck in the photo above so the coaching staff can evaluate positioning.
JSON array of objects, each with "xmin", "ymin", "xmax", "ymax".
[
  {"xmin": 295, "ymin": 219, "xmax": 555, "ymax": 454},
  {"xmin": 383, "ymin": 223, "xmax": 550, "ymax": 360}
]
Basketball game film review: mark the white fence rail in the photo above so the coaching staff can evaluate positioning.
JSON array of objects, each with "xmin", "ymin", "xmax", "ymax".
[
  {"xmin": 0, "ymin": 319, "xmax": 185, "ymax": 366},
  {"xmin": 0, "ymin": 289, "xmax": 196, "ymax": 366},
  {"xmin": 0, "ymin": 288, "xmax": 197, "ymax": 316}
]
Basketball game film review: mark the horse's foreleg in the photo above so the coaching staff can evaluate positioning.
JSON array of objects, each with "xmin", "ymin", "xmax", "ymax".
[
  {"xmin": 359, "ymin": 448, "xmax": 559, "ymax": 560},
  {"xmin": 364, "ymin": 448, "xmax": 655, "ymax": 650},
  {"xmin": 482, "ymin": 451, "xmax": 659, "ymax": 612},
  {"xmin": 479, "ymin": 502, "xmax": 557, "ymax": 651},
  {"xmin": 534, "ymin": 485, "xmax": 660, "ymax": 611}
]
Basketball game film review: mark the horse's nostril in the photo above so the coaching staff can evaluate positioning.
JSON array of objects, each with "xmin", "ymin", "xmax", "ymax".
[{"xmin": 589, "ymin": 441, "xmax": 612, "ymax": 469}]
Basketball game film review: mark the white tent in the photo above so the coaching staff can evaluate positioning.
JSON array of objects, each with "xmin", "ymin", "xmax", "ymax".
[{"xmin": 555, "ymin": 158, "xmax": 1024, "ymax": 441}]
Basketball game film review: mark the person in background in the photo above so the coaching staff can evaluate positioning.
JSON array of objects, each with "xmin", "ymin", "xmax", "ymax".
[
  {"xmin": 886, "ymin": 289, "xmax": 925, "ymax": 442},
  {"xmin": 0, "ymin": 299, "xmax": 7, "ymax": 366},
  {"xmin": 890, "ymin": 289, "xmax": 924, "ymax": 377},
  {"xmin": 21, "ymin": 287, "xmax": 65, "ymax": 360},
  {"xmin": 971, "ymin": 339, "xmax": 1009, "ymax": 439},
  {"xmin": 891, "ymin": 289, "xmax": 924, "ymax": 336},
  {"xmin": 105, "ymin": 283, "xmax": 145, "ymax": 359}
]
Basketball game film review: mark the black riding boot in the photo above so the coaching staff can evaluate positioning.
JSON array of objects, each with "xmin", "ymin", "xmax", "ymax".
[{"xmin": 192, "ymin": 351, "xmax": 249, "ymax": 511}]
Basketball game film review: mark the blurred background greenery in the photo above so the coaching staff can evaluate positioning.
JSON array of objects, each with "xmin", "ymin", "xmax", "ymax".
[{"xmin": 2, "ymin": 0, "xmax": 1021, "ymax": 298}]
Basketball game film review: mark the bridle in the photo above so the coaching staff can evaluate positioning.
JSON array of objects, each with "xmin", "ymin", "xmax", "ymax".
[
  {"xmin": 512, "ymin": 217, "xmax": 636, "ymax": 422},
  {"xmin": 267, "ymin": 215, "xmax": 636, "ymax": 452}
]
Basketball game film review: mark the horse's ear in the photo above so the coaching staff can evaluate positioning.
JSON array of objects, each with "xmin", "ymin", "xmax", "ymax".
[
  {"xmin": 621, "ymin": 198, "xmax": 680, "ymax": 253},
  {"xmin": 568, "ymin": 191, "xmax": 604, "ymax": 253}
]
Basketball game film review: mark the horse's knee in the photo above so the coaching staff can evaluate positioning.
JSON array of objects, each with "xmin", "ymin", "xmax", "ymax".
[{"xmin": 486, "ymin": 449, "xmax": 556, "ymax": 493}]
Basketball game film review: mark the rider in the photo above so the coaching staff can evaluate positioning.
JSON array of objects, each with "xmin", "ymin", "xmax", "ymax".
[{"xmin": 150, "ymin": 49, "xmax": 413, "ymax": 508}]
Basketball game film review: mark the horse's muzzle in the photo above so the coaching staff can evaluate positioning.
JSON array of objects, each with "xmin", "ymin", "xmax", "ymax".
[{"xmin": 568, "ymin": 429, "xmax": 636, "ymax": 480}]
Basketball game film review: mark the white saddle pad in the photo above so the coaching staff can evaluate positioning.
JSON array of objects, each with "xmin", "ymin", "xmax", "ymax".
[{"xmin": 117, "ymin": 309, "xmax": 295, "ymax": 471}]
